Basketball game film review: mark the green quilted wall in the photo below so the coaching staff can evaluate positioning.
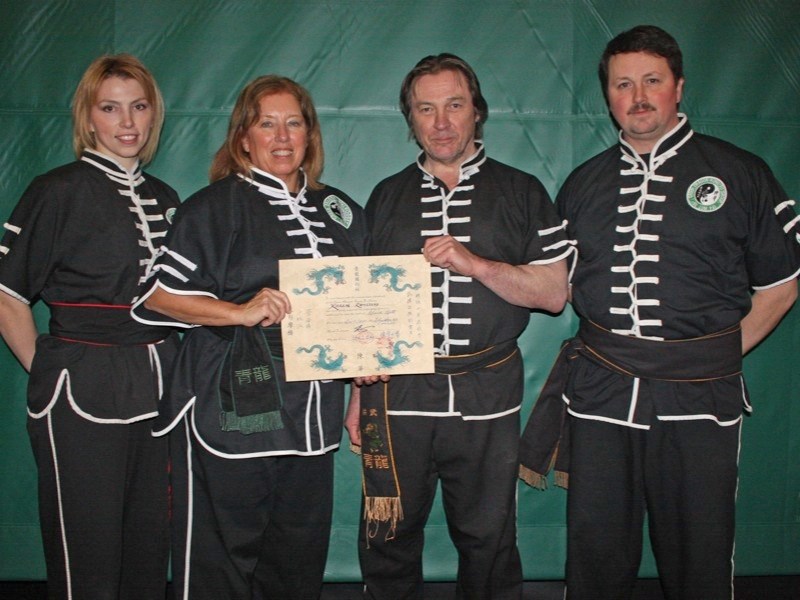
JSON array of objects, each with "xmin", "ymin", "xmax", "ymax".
[{"xmin": 0, "ymin": 0, "xmax": 797, "ymax": 581}]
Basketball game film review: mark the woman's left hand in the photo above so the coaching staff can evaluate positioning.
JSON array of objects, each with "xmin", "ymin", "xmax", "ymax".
[{"xmin": 237, "ymin": 287, "xmax": 291, "ymax": 327}]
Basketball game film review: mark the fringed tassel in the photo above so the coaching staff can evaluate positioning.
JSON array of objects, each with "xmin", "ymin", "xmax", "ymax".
[
  {"xmin": 363, "ymin": 496, "xmax": 404, "ymax": 547},
  {"xmin": 364, "ymin": 496, "xmax": 404, "ymax": 525},
  {"xmin": 518, "ymin": 465, "xmax": 548, "ymax": 490}
]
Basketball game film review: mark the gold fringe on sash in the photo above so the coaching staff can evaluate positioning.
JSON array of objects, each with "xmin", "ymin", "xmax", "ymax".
[
  {"xmin": 360, "ymin": 381, "xmax": 404, "ymax": 546},
  {"xmin": 364, "ymin": 496, "xmax": 404, "ymax": 545}
]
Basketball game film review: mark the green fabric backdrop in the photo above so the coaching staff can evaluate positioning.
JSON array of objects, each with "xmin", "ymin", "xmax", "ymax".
[{"xmin": 0, "ymin": 0, "xmax": 798, "ymax": 581}]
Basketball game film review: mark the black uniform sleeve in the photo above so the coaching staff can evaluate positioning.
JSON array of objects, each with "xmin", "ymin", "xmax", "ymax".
[
  {"xmin": 132, "ymin": 187, "xmax": 235, "ymax": 326},
  {"xmin": 0, "ymin": 174, "xmax": 66, "ymax": 304},
  {"xmin": 521, "ymin": 175, "xmax": 573, "ymax": 266},
  {"xmin": 364, "ymin": 177, "xmax": 391, "ymax": 251},
  {"xmin": 743, "ymin": 157, "xmax": 800, "ymax": 288},
  {"xmin": 154, "ymin": 195, "xmax": 233, "ymax": 295}
]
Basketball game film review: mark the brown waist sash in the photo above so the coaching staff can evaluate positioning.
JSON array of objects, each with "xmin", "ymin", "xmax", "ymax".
[{"xmin": 518, "ymin": 320, "xmax": 742, "ymax": 490}]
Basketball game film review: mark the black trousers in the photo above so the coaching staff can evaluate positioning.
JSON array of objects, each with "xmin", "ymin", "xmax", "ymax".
[
  {"xmin": 566, "ymin": 416, "xmax": 740, "ymax": 600},
  {"xmin": 28, "ymin": 398, "xmax": 169, "ymax": 600},
  {"xmin": 169, "ymin": 420, "xmax": 335, "ymax": 600},
  {"xmin": 359, "ymin": 411, "xmax": 523, "ymax": 600}
]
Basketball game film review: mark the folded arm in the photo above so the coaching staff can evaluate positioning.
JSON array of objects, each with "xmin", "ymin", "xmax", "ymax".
[
  {"xmin": 422, "ymin": 235, "xmax": 568, "ymax": 312},
  {"xmin": 143, "ymin": 286, "xmax": 291, "ymax": 327}
]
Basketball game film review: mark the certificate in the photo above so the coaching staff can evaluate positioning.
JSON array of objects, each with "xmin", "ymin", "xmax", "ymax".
[{"xmin": 279, "ymin": 254, "xmax": 435, "ymax": 382}]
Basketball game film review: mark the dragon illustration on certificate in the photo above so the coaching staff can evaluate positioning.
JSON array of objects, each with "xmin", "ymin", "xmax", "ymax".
[{"xmin": 279, "ymin": 254, "xmax": 434, "ymax": 381}]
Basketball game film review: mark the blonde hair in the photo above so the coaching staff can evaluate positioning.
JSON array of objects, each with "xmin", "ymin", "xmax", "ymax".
[
  {"xmin": 209, "ymin": 75, "xmax": 324, "ymax": 189},
  {"xmin": 71, "ymin": 54, "xmax": 165, "ymax": 165}
]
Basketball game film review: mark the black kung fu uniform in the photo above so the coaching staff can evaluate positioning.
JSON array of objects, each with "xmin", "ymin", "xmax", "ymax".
[
  {"xmin": 0, "ymin": 150, "xmax": 180, "ymax": 600},
  {"xmin": 360, "ymin": 144, "xmax": 573, "ymax": 600},
  {"xmin": 132, "ymin": 168, "xmax": 368, "ymax": 600},
  {"xmin": 557, "ymin": 116, "xmax": 800, "ymax": 599}
]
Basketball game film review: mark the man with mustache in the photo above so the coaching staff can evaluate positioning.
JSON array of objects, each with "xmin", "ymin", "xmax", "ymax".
[{"xmin": 520, "ymin": 25, "xmax": 800, "ymax": 599}]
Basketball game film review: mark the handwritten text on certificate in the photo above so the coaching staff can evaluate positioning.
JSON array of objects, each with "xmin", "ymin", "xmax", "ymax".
[{"xmin": 279, "ymin": 254, "xmax": 434, "ymax": 382}]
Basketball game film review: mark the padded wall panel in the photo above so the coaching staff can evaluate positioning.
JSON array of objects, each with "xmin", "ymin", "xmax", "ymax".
[{"xmin": 0, "ymin": 0, "xmax": 798, "ymax": 582}]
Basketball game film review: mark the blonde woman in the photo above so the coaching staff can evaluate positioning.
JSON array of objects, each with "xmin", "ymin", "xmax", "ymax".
[{"xmin": 0, "ymin": 54, "xmax": 179, "ymax": 599}]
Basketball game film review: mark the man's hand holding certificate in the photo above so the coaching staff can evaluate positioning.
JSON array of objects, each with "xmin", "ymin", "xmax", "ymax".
[{"xmin": 279, "ymin": 255, "xmax": 434, "ymax": 381}]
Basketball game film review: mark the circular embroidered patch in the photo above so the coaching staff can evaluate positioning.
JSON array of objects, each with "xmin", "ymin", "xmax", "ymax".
[
  {"xmin": 165, "ymin": 207, "xmax": 177, "ymax": 224},
  {"xmin": 323, "ymin": 195, "xmax": 353, "ymax": 228},
  {"xmin": 686, "ymin": 176, "xmax": 727, "ymax": 212}
]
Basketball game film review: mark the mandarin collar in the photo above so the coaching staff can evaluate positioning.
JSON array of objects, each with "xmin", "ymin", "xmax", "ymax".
[
  {"xmin": 81, "ymin": 149, "xmax": 141, "ymax": 178},
  {"xmin": 248, "ymin": 165, "xmax": 307, "ymax": 197},
  {"xmin": 618, "ymin": 113, "xmax": 693, "ymax": 163},
  {"xmin": 416, "ymin": 141, "xmax": 487, "ymax": 182}
]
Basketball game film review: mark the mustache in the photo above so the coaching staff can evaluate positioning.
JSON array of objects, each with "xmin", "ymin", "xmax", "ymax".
[{"xmin": 628, "ymin": 102, "xmax": 656, "ymax": 114}]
